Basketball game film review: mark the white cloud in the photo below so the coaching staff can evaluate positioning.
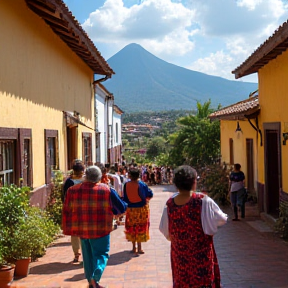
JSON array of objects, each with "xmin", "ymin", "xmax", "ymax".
[
  {"xmin": 236, "ymin": 0, "xmax": 262, "ymax": 11},
  {"xmin": 80, "ymin": 0, "xmax": 288, "ymax": 82},
  {"xmin": 190, "ymin": 0, "xmax": 286, "ymax": 37},
  {"xmin": 183, "ymin": 0, "xmax": 287, "ymax": 81},
  {"xmin": 188, "ymin": 51, "xmax": 234, "ymax": 79},
  {"xmin": 82, "ymin": 0, "xmax": 197, "ymax": 56}
]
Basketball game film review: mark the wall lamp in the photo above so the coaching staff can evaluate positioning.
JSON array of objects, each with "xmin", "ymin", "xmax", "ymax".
[
  {"xmin": 235, "ymin": 121, "xmax": 242, "ymax": 133},
  {"xmin": 283, "ymin": 132, "xmax": 288, "ymax": 145}
]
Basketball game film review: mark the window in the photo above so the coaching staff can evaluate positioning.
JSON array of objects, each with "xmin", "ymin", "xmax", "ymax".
[
  {"xmin": 115, "ymin": 123, "xmax": 119, "ymax": 144},
  {"xmin": 23, "ymin": 139, "xmax": 32, "ymax": 186},
  {"xmin": 82, "ymin": 132, "xmax": 92, "ymax": 166},
  {"xmin": 0, "ymin": 140, "xmax": 15, "ymax": 185},
  {"xmin": 96, "ymin": 132, "xmax": 101, "ymax": 163},
  {"xmin": 0, "ymin": 127, "xmax": 33, "ymax": 187},
  {"xmin": 19, "ymin": 129, "xmax": 33, "ymax": 187},
  {"xmin": 45, "ymin": 130, "xmax": 59, "ymax": 184}
]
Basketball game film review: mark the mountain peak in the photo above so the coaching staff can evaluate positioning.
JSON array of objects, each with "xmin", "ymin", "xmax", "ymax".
[
  {"xmin": 110, "ymin": 43, "xmax": 151, "ymax": 60},
  {"xmin": 106, "ymin": 43, "xmax": 258, "ymax": 112}
]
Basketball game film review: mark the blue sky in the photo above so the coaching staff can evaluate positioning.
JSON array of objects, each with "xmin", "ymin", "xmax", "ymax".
[{"xmin": 63, "ymin": 0, "xmax": 288, "ymax": 83}]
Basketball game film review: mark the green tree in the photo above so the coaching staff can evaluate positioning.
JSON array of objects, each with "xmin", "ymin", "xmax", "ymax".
[
  {"xmin": 168, "ymin": 100, "xmax": 220, "ymax": 167},
  {"xmin": 146, "ymin": 136, "xmax": 166, "ymax": 160}
]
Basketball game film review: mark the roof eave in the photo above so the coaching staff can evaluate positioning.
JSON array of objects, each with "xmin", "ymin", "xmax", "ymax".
[
  {"xmin": 25, "ymin": 0, "xmax": 114, "ymax": 76},
  {"xmin": 209, "ymin": 106, "xmax": 260, "ymax": 121},
  {"xmin": 232, "ymin": 20, "xmax": 288, "ymax": 79}
]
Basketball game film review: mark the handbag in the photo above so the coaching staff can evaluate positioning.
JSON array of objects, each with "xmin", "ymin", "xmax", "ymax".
[{"xmin": 159, "ymin": 205, "xmax": 170, "ymax": 241}]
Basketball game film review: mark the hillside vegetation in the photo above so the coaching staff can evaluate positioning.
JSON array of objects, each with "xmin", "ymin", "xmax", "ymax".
[{"xmin": 105, "ymin": 43, "xmax": 258, "ymax": 112}]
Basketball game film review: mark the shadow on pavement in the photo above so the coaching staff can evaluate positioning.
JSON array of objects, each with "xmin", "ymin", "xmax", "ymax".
[
  {"xmin": 49, "ymin": 241, "xmax": 71, "ymax": 248},
  {"xmin": 65, "ymin": 273, "xmax": 86, "ymax": 282},
  {"xmin": 157, "ymin": 184, "xmax": 177, "ymax": 193},
  {"xmin": 30, "ymin": 262, "xmax": 82, "ymax": 274},
  {"xmin": 107, "ymin": 250, "xmax": 135, "ymax": 265}
]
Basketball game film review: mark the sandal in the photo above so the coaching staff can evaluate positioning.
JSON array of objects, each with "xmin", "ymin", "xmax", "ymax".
[
  {"xmin": 130, "ymin": 248, "xmax": 137, "ymax": 253},
  {"xmin": 138, "ymin": 250, "xmax": 145, "ymax": 254},
  {"xmin": 73, "ymin": 253, "xmax": 81, "ymax": 263}
]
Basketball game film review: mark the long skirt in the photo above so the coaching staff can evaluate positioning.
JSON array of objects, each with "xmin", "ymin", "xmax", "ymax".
[{"xmin": 124, "ymin": 205, "xmax": 150, "ymax": 242}]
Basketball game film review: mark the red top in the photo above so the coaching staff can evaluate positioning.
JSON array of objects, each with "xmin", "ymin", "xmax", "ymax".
[{"xmin": 167, "ymin": 193, "xmax": 221, "ymax": 288}]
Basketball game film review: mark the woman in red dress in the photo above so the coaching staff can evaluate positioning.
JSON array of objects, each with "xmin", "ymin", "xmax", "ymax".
[{"xmin": 165, "ymin": 165, "xmax": 227, "ymax": 288}]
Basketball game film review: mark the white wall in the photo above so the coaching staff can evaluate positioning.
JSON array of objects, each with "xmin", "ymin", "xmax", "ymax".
[
  {"xmin": 113, "ymin": 112, "xmax": 122, "ymax": 148},
  {"xmin": 96, "ymin": 88, "xmax": 108, "ymax": 164}
]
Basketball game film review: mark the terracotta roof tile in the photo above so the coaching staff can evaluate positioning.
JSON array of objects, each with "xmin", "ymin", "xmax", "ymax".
[
  {"xmin": 25, "ymin": 0, "xmax": 114, "ymax": 76},
  {"xmin": 232, "ymin": 20, "xmax": 288, "ymax": 79},
  {"xmin": 209, "ymin": 95, "xmax": 259, "ymax": 120}
]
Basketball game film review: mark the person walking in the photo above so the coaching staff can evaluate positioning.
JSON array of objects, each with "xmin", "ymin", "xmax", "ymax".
[
  {"xmin": 100, "ymin": 166, "xmax": 110, "ymax": 185},
  {"xmin": 160, "ymin": 165, "xmax": 227, "ymax": 288},
  {"xmin": 229, "ymin": 163, "xmax": 246, "ymax": 221},
  {"xmin": 62, "ymin": 165, "xmax": 128, "ymax": 288},
  {"xmin": 62, "ymin": 159, "xmax": 85, "ymax": 263},
  {"xmin": 123, "ymin": 167, "xmax": 153, "ymax": 255}
]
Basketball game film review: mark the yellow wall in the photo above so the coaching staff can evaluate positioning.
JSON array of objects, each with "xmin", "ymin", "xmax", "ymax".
[
  {"xmin": 220, "ymin": 120, "xmax": 258, "ymax": 183},
  {"xmin": 258, "ymin": 49, "xmax": 288, "ymax": 192},
  {"xmin": 0, "ymin": 1, "xmax": 95, "ymax": 187}
]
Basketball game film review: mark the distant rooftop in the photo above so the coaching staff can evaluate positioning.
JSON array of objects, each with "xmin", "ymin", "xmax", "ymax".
[{"xmin": 209, "ymin": 94, "xmax": 259, "ymax": 121}]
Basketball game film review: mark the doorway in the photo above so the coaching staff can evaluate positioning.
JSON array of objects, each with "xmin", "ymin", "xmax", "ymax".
[
  {"xmin": 264, "ymin": 123, "xmax": 281, "ymax": 217},
  {"xmin": 67, "ymin": 126, "xmax": 77, "ymax": 170},
  {"xmin": 246, "ymin": 139, "xmax": 254, "ymax": 193}
]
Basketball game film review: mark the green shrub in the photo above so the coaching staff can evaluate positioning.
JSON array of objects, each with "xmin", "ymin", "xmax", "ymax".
[
  {"xmin": 10, "ymin": 207, "xmax": 60, "ymax": 261},
  {"xmin": 197, "ymin": 163, "xmax": 231, "ymax": 206},
  {"xmin": 275, "ymin": 204, "xmax": 288, "ymax": 240},
  {"xmin": 0, "ymin": 185, "xmax": 30, "ymax": 228},
  {"xmin": 0, "ymin": 184, "xmax": 60, "ymax": 262},
  {"xmin": 0, "ymin": 222, "xmax": 8, "ymax": 266},
  {"xmin": 46, "ymin": 170, "xmax": 64, "ymax": 225}
]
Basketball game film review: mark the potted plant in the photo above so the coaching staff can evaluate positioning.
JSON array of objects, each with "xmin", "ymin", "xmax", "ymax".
[
  {"xmin": 9, "ymin": 222, "xmax": 33, "ymax": 277},
  {"xmin": 9, "ymin": 205, "xmax": 60, "ymax": 277},
  {"xmin": 0, "ymin": 225, "xmax": 15, "ymax": 287},
  {"xmin": 0, "ymin": 260, "xmax": 15, "ymax": 288},
  {"xmin": 0, "ymin": 184, "xmax": 60, "ymax": 279}
]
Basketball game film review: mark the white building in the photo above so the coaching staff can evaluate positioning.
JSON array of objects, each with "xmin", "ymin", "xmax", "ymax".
[
  {"xmin": 110, "ymin": 105, "xmax": 124, "ymax": 164},
  {"xmin": 95, "ymin": 83, "xmax": 123, "ymax": 165}
]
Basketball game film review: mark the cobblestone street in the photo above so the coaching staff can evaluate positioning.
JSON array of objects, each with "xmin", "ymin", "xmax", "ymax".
[{"xmin": 12, "ymin": 185, "xmax": 288, "ymax": 288}]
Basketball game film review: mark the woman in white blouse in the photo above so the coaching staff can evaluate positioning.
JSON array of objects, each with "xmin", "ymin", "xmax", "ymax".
[{"xmin": 159, "ymin": 165, "xmax": 227, "ymax": 288}]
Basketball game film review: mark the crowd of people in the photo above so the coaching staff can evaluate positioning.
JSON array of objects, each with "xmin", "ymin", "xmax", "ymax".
[
  {"xmin": 61, "ymin": 158, "xmax": 231, "ymax": 288},
  {"xmin": 62, "ymin": 159, "xmax": 154, "ymax": 288}
]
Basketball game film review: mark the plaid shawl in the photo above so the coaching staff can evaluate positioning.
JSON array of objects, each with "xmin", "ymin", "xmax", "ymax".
[{"xmin": 62, "ymin": 182, "xmax": 114, "ymax": 239}]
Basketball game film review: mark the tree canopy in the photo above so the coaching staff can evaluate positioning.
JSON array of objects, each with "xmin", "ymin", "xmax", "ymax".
[{"xmin": 168, "ymin": 100, "xmax": 220, "ymax": 167}]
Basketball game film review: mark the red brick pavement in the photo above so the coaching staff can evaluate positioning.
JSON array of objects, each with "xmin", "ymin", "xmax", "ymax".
[{"xmin": 10, "ymin": 185, "xmax": 288, "ymax": 288}]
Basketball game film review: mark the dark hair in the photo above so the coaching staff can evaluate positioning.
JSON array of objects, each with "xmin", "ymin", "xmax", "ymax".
[
  {"xmin": 173, "ymin": 165, "xmax": 197, "ymax": 191},
  {"xmin": 128, "ymin": 167, "xmax": 140, "ymax": 181},
  {"xmin": 101, "ymin": 166, "xmax": 107, "ymax": 174},
  {"xmin": 234, "ymin": 163, "xmax": 241, "ymax": 171},
  {"xmin": 109, "ymin": 166, "xmax": 116, "ymax": 174},
  {"xmin": 72, "ymin": 161, "xmax": 85, "ymax": 175}
]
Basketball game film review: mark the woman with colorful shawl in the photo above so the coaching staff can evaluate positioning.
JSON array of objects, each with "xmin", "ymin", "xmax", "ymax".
[{"xmin": 123, "ymin": 167, "xmax": 153, "ymax": 254}]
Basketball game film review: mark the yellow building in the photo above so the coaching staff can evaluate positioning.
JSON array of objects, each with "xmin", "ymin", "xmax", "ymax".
[
  {"xmin": 211, "ymin": 20, "xmax": 288, "ymax": 219},
  {"xmin": 0, "ymin": 0, "xmax": 114, "ymax": 207},
  {"xmin": 209, "ymin": 94, "xmax": 259, "ymax": 198}
]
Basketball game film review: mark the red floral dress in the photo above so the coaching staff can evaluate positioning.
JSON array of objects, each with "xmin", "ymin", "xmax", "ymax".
[{"xmin": 167, "ymin": 193, "xmax": 221, "ymax": 288}]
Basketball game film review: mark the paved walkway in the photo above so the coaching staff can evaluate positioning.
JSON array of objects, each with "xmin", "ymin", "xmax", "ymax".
[{"xmin": 11, "ymin": 185, "xmax": 288, "ymax": 288}]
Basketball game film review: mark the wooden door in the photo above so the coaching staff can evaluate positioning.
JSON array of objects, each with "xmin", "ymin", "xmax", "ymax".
[
  {"xmin": 246, "ymin": 139, "xmax": 254, "ymax": 193},
  {"xmin": 264, "ymin": 125, "xmax": 281, "ymax": 217}
]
